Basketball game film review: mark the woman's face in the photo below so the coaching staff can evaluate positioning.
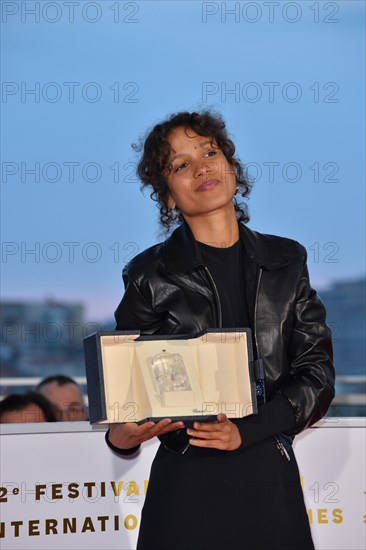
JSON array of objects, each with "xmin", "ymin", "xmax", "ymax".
[{"xmin": 164, "ymin": 126, "xmax": 237, "ymax": 221}]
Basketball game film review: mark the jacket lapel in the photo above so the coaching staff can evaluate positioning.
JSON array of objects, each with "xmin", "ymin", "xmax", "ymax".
[{"xmin": 163, "ymin": 222, "xmax": 203, "ymax": 274}]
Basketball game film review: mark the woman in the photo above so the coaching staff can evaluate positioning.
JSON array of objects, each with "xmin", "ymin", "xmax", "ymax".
[{"xmin": 106, "ymin": 111, "xmax": 335, "ymax": 549}]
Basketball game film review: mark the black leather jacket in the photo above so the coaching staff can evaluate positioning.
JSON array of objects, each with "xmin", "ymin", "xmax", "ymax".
[{"xmin": 115, "ymin": 221, "xmax": 335, "ymax": 435}]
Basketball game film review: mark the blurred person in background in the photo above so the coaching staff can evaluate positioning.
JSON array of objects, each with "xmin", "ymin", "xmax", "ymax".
[
  {"xmin": 36, "ymin": 375, "xmax": 87, "ymax": 421},
  {"xmin": 0, "ymin": 392, "xmax": 57, "ymax": 423}
]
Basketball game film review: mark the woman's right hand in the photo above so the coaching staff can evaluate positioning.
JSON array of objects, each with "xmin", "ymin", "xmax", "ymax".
[{"xmin": 108, "ymin": 419, "xmax": 184, "ymax": 450}]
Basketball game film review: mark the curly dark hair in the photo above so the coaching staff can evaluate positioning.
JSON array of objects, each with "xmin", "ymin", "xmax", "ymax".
[{"xmin": 133, "ymin": 110, "xmax": 252, "ymax": 230}]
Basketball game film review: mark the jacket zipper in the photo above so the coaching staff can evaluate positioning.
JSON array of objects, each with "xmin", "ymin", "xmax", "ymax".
[
  {"xmin": 204, "ymin": 266, "xmax": 222, "ymax": 328},
  {"xmin": 274, "ymin": 436, "xmax": 291, "ymax": 461},
  {"xmin": 253, "ymin": 265, "xmax": 263, "ymax": 361},
  {"xmin": 253, "ymin": 266, "xmax": 289, "ymax": 461}
]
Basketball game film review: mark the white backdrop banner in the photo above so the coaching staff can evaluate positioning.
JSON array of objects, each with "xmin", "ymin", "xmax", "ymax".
[{"xmin": 0, "ymin": 419, "xmax": 365, "ymax": 550}]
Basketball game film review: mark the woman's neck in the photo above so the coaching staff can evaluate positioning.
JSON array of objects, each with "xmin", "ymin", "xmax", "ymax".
[{"xmin": 185, "ymin": 207, "xmax": 239, "ymax": 248}]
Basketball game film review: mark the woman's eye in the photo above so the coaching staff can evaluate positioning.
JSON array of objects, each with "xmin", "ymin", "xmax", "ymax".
[
  {"xmin": 175, "ymin": 162, "xmax": 188, "ymax": 172},
  {"xmin": 203, "ymin": 150, "xmax": 217, "ymax": 158}
]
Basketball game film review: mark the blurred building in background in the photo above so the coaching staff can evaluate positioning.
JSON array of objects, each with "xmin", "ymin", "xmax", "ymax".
[
  {"xmin": 320, "ymin": 279, "xmax": 365, "ymax": 375},
  {"xmin": 319, "ymin": 278, "xmax": 366, "ymax": 416},
  {"xmin": 1, "ymin": 278, "xmax": 365, "ymax": 415},
  {"xmin": 1, "ymin": 300, "xmax": 85, "ymax": 380}
]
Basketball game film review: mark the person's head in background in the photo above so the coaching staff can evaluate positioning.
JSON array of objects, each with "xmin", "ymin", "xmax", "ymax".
[
  {"xmin": 0, "ymin": 392, "xmax": 57, "ymax": 423},
  {"xmin": 36, "ymin": 375, "xmax": 87, "ymax": 421}
]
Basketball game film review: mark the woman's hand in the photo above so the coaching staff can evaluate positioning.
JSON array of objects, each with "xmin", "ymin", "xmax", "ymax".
[
  {"xmin": 108, "ymin": 419, "xmax": 184, "ymax": 450},
  {"xmin": 187, "ymin": 414, "xmax": 242, "ymax": 451}
]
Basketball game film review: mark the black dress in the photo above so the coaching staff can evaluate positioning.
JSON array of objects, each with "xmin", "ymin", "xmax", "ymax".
[{"xmin": 136, "ymin": 241, "xmax": 314, "ymax": 550}]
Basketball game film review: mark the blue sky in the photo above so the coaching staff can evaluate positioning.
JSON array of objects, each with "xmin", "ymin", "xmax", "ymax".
[{"xmin": 1, "ymin": 0, "xmax": 365, "ymax": 321}]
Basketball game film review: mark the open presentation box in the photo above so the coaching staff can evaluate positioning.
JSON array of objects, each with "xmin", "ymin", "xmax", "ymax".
[{"xmin": 84, "ymin": 329, "xmax": 258, "ymax": 424}]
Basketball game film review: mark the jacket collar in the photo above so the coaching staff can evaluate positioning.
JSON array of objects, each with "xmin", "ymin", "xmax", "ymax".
[
  {"xmin": 163, "ymin": 220, "xmax": 299, "ymax": 274},
  {"xmin": 163, "ymin": 222, "xmax": 202, "ymax": 274}
]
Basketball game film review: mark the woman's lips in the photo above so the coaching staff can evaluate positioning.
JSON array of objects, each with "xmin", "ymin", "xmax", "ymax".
[{"xmin": 196, "ymin": 179, "xmax": 219, "ymax": 192}]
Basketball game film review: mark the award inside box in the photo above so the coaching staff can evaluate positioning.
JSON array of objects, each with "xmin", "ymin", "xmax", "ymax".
[
  {"xmin": 148, "ymin": 350, "xmax": 197, "ymax": 407},
  {"xmin": 84, "ymin": 329, "xmax": 257, "ymax": 424}
]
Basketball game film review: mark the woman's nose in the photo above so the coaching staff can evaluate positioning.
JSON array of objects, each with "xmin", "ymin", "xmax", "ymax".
[{"xmin": 192, "ymin": 159, "xmax": 213, "ymax": 178}]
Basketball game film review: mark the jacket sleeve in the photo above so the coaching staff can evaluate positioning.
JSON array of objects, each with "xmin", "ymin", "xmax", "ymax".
[
  {"xmin": 236, "ymin": 252, "xmax": 335, "ymax": 449},
  {"xmin": 277, "ymin": 260, "xmax": 335, "ymax": 433},
  {"xmin": 115, "ymin": 266, "xmax": 163, "ymax": 333},
  {"xmin": 234, "ymin": 394, "xmax": 296, "ymax": 449}
]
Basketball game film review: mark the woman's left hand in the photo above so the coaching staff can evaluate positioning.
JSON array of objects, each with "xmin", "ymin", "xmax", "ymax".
[{"xmin": 187, "ymin": 413, "xmax": 242, "ymax": 451}]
